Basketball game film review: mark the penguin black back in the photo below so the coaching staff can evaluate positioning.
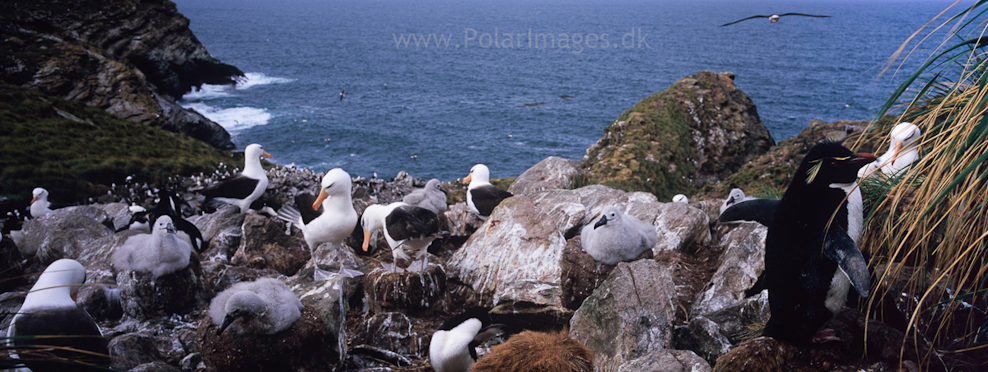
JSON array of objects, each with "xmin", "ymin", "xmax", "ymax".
[{"xmin": 762, "ymin": 142, "xmax": 875, "ymax": 343}]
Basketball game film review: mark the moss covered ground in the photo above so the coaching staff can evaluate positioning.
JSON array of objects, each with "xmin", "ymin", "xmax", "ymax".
[
  {"xmin": 580, "ymin": 85, "xmax": 697, "ymax": 201},
  {"xmin": 0, "ymin": 83, "xmax": 237, "ymax": 203}
]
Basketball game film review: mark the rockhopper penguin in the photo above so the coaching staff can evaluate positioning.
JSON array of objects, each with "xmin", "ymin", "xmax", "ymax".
[{"xmin": 762, "ymin": 141, "xmax": 875, "ymax": 343}]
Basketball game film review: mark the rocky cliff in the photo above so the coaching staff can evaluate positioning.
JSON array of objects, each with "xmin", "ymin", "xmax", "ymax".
[
  {"xmin": 0, "ymin": 0, "xmax": 242, "ymax": 149},
  {"xmin": 579, "ymin": 71, "xmax": 774, "ymax": 201}
]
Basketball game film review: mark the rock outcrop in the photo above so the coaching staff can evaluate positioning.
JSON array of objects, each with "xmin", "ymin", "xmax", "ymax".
[
  {"xmin": 579, "ymin": 71, "xmax": 774, "ymax": 201},
  {"xmin": 508, "ymin": 156, "xmax": 579, "ymax": 197},
  {"xmin": 446, "ymin": 184, "xmax": 709, "ymax": 309},
  {"xmin": 569, "ymin": 260, "xmax": 678, "ymax": 371},
  {"xmin": 0, "ymin": 0, "xmax": 242, "ymax": 149}
]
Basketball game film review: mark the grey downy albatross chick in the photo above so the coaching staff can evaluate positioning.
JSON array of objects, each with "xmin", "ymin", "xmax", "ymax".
[
  {"xmin": 581, "ymin": 206, "xmax": 658, "ymax": 265},
  {"xmin": 402, "ymin": 178, "xmax": 448, "ymax": 214},
  {"xmin": 209, "ymin": 277, "xmax": 303, "ymax": 335},
  {"xmin": 112, "ymin": 215, "xmax": 192, "ymax": 278}
]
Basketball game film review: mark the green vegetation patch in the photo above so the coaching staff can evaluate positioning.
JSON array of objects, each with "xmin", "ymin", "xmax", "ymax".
[
  {"xmin": 0, "ymin": 83, "xmax": 235, "ymax": 203},
  {"xmin": 579, "ymin": 85, "xmax": 697, "ymax": 201}
]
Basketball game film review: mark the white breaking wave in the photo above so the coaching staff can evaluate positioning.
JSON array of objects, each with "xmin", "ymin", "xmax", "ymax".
[
  {"xmin": 236, "ymin": 72, "xmax": 294, "ymax": 90},
  {"xmin": 181, "ymin": 84, "xmax": 234, "ymax": 100},
  {"xmin": 183, "ymin": 102, "xmax": 271, "ymax": 132},
  {"xmin": 180, "ymin": 72, "xmax": 294, "ymax": 101}
]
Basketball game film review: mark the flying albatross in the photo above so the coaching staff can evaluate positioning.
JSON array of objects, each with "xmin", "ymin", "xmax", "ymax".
[{"xmin": 720, "ymin": 13, "xmax": 831, "ymax": 27}]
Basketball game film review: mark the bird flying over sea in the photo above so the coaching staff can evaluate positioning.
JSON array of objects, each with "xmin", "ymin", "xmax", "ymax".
[{"xmin": 720, "ymin": 13, "xmax": 831, "ymax": 27}]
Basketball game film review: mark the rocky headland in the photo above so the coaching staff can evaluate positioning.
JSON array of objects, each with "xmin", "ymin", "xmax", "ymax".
[{"xmin": 0, "ymin": 0, "xmax": 242, "ymax": 149}]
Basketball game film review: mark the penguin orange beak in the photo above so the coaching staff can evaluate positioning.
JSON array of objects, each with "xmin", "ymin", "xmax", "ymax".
[
  {"xmin": 263, "ymin": 151, "xmax": 273, "ymax": 159},
  {"xmin": 853, "ymin": 152, "xmax": 877, "ymax": 165},
  {"xmin": 890, "ymin": 140, "xmax": 903, "ymax": 166},
  {"xmin": 362, "ymin": 230, "xmax": 371, "ymax": 252},
  {"xmin": 312, "ymin": 189, "xmax": 329, "ymax": 210},
  {"xmin": 30, "ymin": 195, "xmax": 37, "ymax": 205},
  {"xmin": 462, "ymin": 175, "xmax": 472, "ymax": 184}
]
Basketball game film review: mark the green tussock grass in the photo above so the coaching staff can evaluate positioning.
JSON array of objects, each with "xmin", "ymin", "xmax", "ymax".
[
  {"xmin": 852, "ymin": 2, "xmax": 988, "ymax": 368},
  {"xmin": 0, "ymin": 83, "xmax": 236, "ymax": 203},
  {"xmin": 579, "ymin": 84, "xmax": 697, "ymax": 201}
]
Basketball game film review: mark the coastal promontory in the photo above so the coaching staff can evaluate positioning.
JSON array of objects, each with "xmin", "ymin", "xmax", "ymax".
[{"xmin": 0, "ymin": 0, "xmax": 243, "ymax": 149}]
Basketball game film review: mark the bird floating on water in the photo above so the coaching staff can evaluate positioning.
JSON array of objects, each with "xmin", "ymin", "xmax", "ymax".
[{"xmin": 720, "ymin": 13, "xmax": 831, "ymax": 27}]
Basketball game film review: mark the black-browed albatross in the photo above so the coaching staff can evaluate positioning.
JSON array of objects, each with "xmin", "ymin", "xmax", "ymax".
[
  {"xmin": 201, "ymin": 143, "xmax": 272, "ymax": 214},
  {"xmin": 277, "ymin": 168, "xmax": 361, "ymax": 279},
  {"xmin": 360, "ymin": 202, "xmax": 442, "ymax": 272},
  {"xmin": 463, "ymin": 164, "xmax": 513, "ymax": 220},
  {"xmin": 7, "ymin": 259, "xmax": 110, "ymax": 372},
  {"xmin": 720, "ymin": 13, "xmax": 831, "ymax": 27}
]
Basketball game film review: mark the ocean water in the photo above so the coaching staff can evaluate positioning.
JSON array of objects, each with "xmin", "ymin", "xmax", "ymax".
[{"xmin": 173, "ymin": 0, "xmax": 956, "ymax": 181}]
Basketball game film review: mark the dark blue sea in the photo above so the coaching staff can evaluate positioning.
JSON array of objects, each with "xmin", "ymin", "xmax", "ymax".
[{"xmin": 173, "ymin": 0, "xmax": 956, "ymax": 181}]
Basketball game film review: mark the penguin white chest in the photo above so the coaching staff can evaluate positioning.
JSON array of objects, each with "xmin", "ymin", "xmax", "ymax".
[
  {"xmin": 825, "ymin": 270, "xmax": 851, "ymax": 314},
  {"xmin": 830, "ymin": 182, "xmax": 864, "ymax": 244}
]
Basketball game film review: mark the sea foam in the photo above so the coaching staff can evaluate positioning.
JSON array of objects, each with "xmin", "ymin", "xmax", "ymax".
[
  {"xmin": 181, "ymin": 72, "xmax": 294, "ymax": 101},
  {"xmin": 183, "ymin": 102, "xmax": 272, "ymax": 131},
  {"xmin": 236, "ymin": 72, "xmax": 294, "ymax": 90},
  {"xmin": 179, "ymin": 72, "xmax": 293, "ymax": 131}
]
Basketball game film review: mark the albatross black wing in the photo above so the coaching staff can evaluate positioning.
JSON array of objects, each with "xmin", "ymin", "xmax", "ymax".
[
  {"xmin": 471, "ymin": 186, "xmax": 514, "ymax": 217},
  {"xmin": 779, "ymin": 12, "xmax": 831, "ymax": 18},
  {"xmin": 720, "ymin": 14, "xmax": 770, "ymax": 27},
  {"xmin": 294, "ymin": 193, "xmax": 324, "ymax": 225},
  {"xmin": 201, "ymin": 175, "xmax": 260, "ymax": 200},
  {"xmin": 387, "ymin": 205, "xmax": 440, "ymax": 241}
]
